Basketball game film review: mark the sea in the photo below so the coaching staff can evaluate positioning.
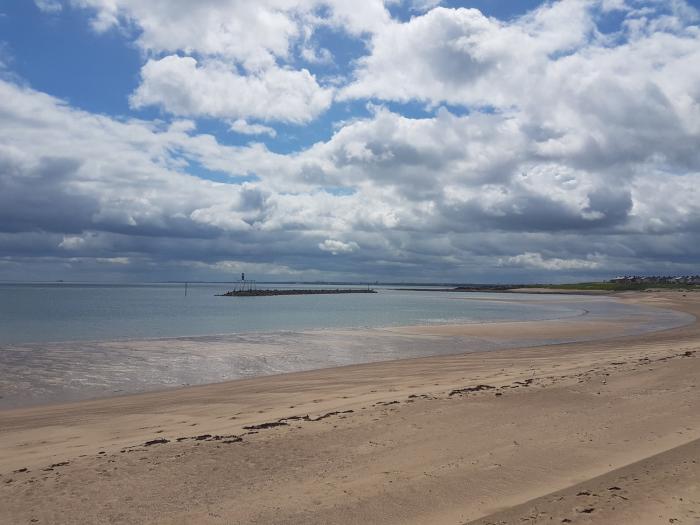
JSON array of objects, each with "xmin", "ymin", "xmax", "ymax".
[
  {"xmin": 0, "ymin": 282, "xmax": 693, "ymax": 408},
  {"xmin": 0, "ymin": 282, "xmax": 595, "ymax": 344}
]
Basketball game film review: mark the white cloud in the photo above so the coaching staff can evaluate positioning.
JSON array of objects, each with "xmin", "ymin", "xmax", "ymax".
[
  {"xmin": 94, "ymin": 256, "xmax": 130, "ymax": 265},
  {"xmin": 300, "ymin": 45, "xmax": 334, "ymax": 65},
  {"xmin": 207, "ymin": 260, "xmax": 306, "ymax": 276},
  {"xmin": 498, "ymin": 252, "xmax": 601, "ymax": 270},
  {"xmin": 58, "ymin": 235, "xmax": 87, "ymax": 250},
  {"xmin": 319, "ymin": 239, "xmax": 359, "ymax": 254},
  {"xmin": 71, "ymin": 0, "xmax": 392, "ymax": 59},
  {"xmin": 34, "ymin": 0, "xmax": 63, "ymax": 13},
  {"xmin": 341, "ymin": 0, "xmax": 700, "ymax": 135},
  {"xmin": 131, "ymin": 56, "xmax": 333, "ymax": 124},
  {"xmin": 229, "ymin": 119, "xmax": 277, "ymax": 137},
  {"xmin": 72, "ymin": 0, "xmax": 301, "ymax": 66},
  {"xmin": 340, "ymin": 5, "xmax": 555, "ymax": 105}
]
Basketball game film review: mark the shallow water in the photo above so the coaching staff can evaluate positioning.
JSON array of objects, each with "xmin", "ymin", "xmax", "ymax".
[
  {"xmin": 0, "ymin": 283, "xmax": 593, "ymax": 344},
  {"xmin": 0, "ymin": 284, "xmax": 693, "ymax": 409}
]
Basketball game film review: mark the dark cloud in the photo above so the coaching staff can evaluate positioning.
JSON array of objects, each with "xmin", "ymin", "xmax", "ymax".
[{"xmin": 0, "ymin": 156, "xmax": 97, "ymax": 234}]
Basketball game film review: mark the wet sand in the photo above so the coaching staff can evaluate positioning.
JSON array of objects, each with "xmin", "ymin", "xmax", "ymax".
[{"xmin": 1, "ymin": 291, "xmax": 699, "ymax": 524}]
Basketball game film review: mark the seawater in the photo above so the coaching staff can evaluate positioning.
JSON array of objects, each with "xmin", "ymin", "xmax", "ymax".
[
  {"xmin": 0, "ymin": 282, "xmax": 589, "ymax": 344},
  {"xmin": 0, "ymin": 283, "xmax": 693, "ymax": 408}
]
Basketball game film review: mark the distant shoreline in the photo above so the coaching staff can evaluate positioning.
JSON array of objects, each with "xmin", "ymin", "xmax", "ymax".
[{"xmin": 395, "ymin": 286, "xmax": 611, "ymax": 295}]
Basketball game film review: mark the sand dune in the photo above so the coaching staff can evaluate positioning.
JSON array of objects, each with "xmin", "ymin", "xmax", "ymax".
[{"xmin": 1, "ymin": 292, "xmax": 699, "ymax": 524}]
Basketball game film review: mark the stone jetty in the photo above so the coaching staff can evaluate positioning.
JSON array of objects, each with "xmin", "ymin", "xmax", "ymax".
[{"xmin": 218, "ymin": 288, "xmax": 377, "ymax": 297}]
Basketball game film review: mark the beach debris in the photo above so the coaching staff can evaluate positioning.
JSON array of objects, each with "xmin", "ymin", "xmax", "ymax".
[
  {"xmin": 41, "ymin": 461, "xmax": 70, "ymax": 471},
  {"xmin": 252, "ymin": 410, "xmax": 355, "ymax": 427},
  {"xmin": 408, "ymin": 393, "xmax": 434, "ymax": 400},
  {"xmin": 308, "ymin": 410, "xmax": 354, "ymax": 421},
  {"xmin": 143, "ymin": 438, "xmax": 169, "ymax": 446},
  {"xmin": 449, "ymin": 384, "xmax": 495, "ymax": 396},
  {"xmin": 175, "ymin": 434, "xmax": 243, "ymax": 443},
  {"xmin": 243, "ymin": 421, "xmax": 288, "ymax": 430}
]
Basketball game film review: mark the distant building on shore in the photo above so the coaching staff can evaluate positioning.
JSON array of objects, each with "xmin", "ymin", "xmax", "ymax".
[{"xmin": 610, "ymin": 275, "xmax": 700, "ymax": 285}]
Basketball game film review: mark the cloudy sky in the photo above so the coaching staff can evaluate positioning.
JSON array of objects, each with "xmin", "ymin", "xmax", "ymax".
[{"xmin": 0, "ymin": 0, "xmax": 699, "ymax": 283}]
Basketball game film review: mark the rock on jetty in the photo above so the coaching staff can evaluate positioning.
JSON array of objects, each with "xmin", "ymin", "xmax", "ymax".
[{"xmin": 218, "ymin": 288, "xmax": 377, "ymax": 297}]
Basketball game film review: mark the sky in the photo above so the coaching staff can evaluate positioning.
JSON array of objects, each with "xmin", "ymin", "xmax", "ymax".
[{"xmin": 0, "ymin": 0, "xmax": 699, "ymax": 283}]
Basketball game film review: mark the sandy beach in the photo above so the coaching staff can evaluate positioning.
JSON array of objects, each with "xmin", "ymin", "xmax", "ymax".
[{"xmin": 1, "ymin": 291, "xmax": 699, "ymax": 524}]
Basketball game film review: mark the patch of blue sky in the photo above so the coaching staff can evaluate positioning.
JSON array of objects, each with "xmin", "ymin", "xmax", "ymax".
[
  {"xmin": 302, "ymin": 19, "xmax": 369, "ymax": 75},
  {"xmin": 380, "ymin": 100, "xmax": 437, "ymax": 119},
  {"xmin": 0, "ymin": 2, "xmax": 142, "ymax": 116},
  {"xmin": 192, "ymin": 118, "xmax": 260, "ymax": 148},
  {"xmin": 323, "ymin": 186, "xmax": 357, "ymax": 196},
  {"xmin": 385, "ymin": 2, "xmax": 424, "ymax": 22},
  {"xmin": 185, "ymin": 159, "xmax": 259, "ymax": 185},
  {"xmin": 439, "ymin": 103, "xmax": 472, "ymax": 116},
  {"xmin": 594, "ymin": 8, "xmax": 629, "ymax": 38},
  {"xmin": 257, "ymin": 99, "xmax": 369, "ymax": 153}
]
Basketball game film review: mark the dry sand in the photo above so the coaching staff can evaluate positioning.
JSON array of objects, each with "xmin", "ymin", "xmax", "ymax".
[{"xmin": 1, "ymin": 291, "xmax": 699, "ymax": 524}]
